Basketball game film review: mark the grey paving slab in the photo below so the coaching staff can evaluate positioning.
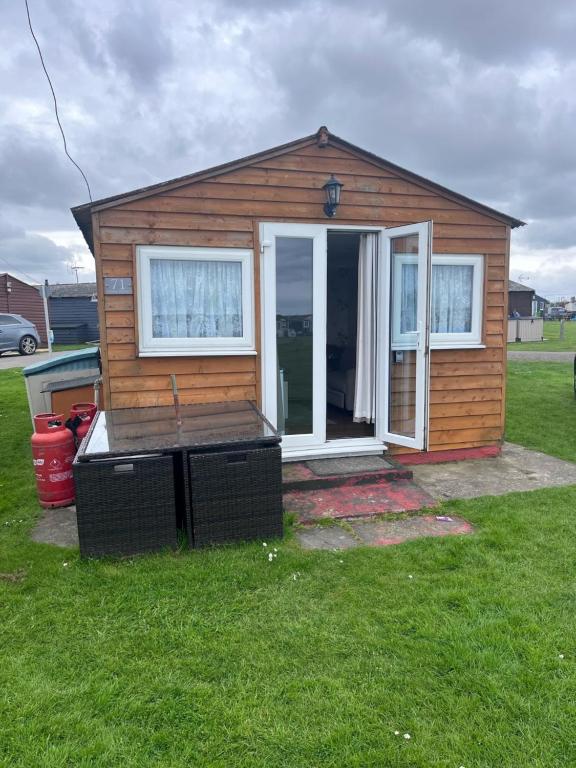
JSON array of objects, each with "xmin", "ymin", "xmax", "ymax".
[
  {"xmin": 411, "ymin": 442, "xmax": 576, "ymax": 500},
  {"xmin": 0, "ymin": 350, "xmax": 68, "ymax": 370},
  {"xmin": 295, "ymin": 525, "xmax": 358, "ymax": 550},
  {"xmin": 297, "ymin": 515, "xmax": 474, "ymax": 550},
  {"xmin": 306, "ymin": 455, "xmax": 395, "ymax": 476},
  {"xmin": 31, "ymin": 506, "xmax": 79, "ymax": 548},
  {"xmin": 350, "ymin": 515, "xmax": 474, "ymax": 546},
  {"xmin": 507, "ymin": 351, "xmax": 575, "ymax": 362}
]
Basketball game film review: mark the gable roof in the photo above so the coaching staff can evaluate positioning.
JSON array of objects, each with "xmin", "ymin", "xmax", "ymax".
[
  {"xmin": 44, "ymin": 282, "xmax": 98, "ymax": 298},
  {"xmin": 0, "ymin": 272, "xmax": 36, "ymax": 288},
  {"xmin": 508, "ymin": 279, "xmax": 535, "ymax": 293},
  {"xmin": 72, "ymin": 126, "xmax": 525, "ymax": 252}
]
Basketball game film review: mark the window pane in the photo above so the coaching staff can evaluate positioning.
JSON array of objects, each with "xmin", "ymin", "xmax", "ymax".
[
  {"xmin": 276, "ymin": 237, "xmax": 313, "ymax": 436},
  {"xmin": 150, "ymin": 258, "xmax": 243, "ymax": 338},
  {"xmin": 431, "ymin": 264, "xmax": 473, "ymax": 333},
  {"xmin": 400, "ymin": 262, "xmax": 418, "ymax": 334}
]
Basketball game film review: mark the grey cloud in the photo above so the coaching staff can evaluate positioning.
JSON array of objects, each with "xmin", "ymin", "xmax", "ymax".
[
  {"xmin": 1, "ymin": 0, "xmax": 576, "ymax": 296},
  {"xmin": 0, "ymin": 129, "xmax": 86, "ymax": 209},
  {"xmin": 381, "ymin": 0, "xmax": 576, "ymax": 64},
  {"xmin": 105, "ymin": 3, "xmax": 173, "ymax": 88},
  {"xmin": 214, "ymin": 0, "xmax": 576, "ymax": 64},
  {"xmin": 516, "ymin": 217, "xmax": 576, "ymax": 250},
  {"xmin": 0, "ymin": 230, "xmax": 93, "ymax": 285},
  {"xmin": 525, "ymin": 266, "xmax": 576, "ymax": 298}
]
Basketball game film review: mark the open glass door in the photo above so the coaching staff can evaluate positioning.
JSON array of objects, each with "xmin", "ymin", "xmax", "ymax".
[
  {"xmin": 260, "ymin": 223, "xmax": 327, "ymax": 452},
  {"xmin": 377, "ymin": 221, "xmax": 432, "ymax": 450}
]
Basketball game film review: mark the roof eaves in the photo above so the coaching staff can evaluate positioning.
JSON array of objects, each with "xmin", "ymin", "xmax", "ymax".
[
  {"xmin": 327, "ymin": 133, "xmax": 525, "ymax": 229},
  {"xmin": 508, "ymin": 280, "xmax": 535, "ymax": 292},
  {"xmin": 71, "ymin": 126, "xmax": 524, "ymax": 253},
  {"xmin": 71, "ymin": 131, "xmax": 319, "ymax": 218}
]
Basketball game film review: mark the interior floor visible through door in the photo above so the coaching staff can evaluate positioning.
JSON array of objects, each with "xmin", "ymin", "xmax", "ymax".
[{"xmin": 326, "ymin": 404, "xmax": 374, "ymax": 439}]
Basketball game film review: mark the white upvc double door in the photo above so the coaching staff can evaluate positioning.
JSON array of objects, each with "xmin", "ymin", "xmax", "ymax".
[{"xmin": 260, "ymin": 221, "xmax": 432, "ymax": 457}]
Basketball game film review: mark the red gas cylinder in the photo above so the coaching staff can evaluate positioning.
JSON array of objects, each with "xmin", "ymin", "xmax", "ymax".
[
  {"xmin": 70, "ymin": 402, "xmax": 97, "ymax": 443},
  {"xmin": 31, "ymin": 414, "xmax": 76, "ymax": 508}
]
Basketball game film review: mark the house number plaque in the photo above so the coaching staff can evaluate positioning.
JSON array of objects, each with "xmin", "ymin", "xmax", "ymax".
[{"xmin": 104, "ymin": 277, "xmax": 133, "ymax": 295}]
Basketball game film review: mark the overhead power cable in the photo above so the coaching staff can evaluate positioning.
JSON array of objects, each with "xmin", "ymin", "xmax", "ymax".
[
  {"xmin": 24, "ymin": 0, "xmax": 93, "ymax": 202},
  {"xmin": 0, "ymin": 253, "xmax": 43, "ymax": 285}
]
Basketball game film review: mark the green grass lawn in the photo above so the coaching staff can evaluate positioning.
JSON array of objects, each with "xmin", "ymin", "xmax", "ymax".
[
  {"xmin": 52, "ymin": 343, "xmax": 93, "ymax": 352},
  {"xmin": 508, "ymin": 320, "xmax": 576, "ymax": 351},
  {"xmin": 1, "ymin": 367, "xmax": 576, "ymax": 766},
  {"xmin": 506, "ymin": 361, "xmax": 576, "ymax": 462},
  {"xmin": 37, "ymin": 343, "xmax": 95, "ymax": 353}
]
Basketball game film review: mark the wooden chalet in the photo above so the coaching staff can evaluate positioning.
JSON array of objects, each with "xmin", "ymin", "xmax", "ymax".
[{"xmin": 72, "ymin": 127, "xmax": 523, "ymax": 460}]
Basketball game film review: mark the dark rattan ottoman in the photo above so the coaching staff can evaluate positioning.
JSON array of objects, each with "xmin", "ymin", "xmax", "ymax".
[
  {"xmin": 74, "ymin": 454, "xmax": 178, "ymax": 557},
  {"xmin": 187, "ymin": 445, "xmax": 282, "ymax": 547}
]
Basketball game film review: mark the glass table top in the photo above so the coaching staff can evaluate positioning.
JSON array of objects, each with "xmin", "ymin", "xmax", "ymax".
[{"xmin": 78, "ymin": 401, "xmax": 279, "ymax": 460}]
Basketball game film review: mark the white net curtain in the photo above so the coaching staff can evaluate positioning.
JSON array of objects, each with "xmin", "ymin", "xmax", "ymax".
[
  {"xmin": 150, "ymin": 258, "xmax": 243, "ymax": 339},
  {"xmin": 353, "ymin": 234, "xmax": 378, "ymax": 423},
  {"xmin": 430, "ymin": 264, "xmax": 473, "ymax": 333}
]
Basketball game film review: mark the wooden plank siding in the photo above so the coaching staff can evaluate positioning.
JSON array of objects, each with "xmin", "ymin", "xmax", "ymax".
[{"xmin": 93, "ymin": 139, "xmax": 509, "ymax": 452}]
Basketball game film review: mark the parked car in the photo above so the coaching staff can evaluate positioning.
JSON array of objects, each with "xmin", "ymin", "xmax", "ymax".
[
  {"xmin": 0, "ymin": 313, "xmax": 40, "ymax": 355},
  {"xmin": 547, "ymin": 307, "xmax": 568, "ymax": 319}
]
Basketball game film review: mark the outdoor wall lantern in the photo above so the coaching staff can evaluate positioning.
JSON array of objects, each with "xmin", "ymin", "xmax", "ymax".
[{"xmin": 323, "ymin": 174, "xmax": 344, "ymax": 217}]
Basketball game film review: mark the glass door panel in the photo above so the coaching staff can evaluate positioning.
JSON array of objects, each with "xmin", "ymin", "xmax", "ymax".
[
  {"xmin": 377, "ymin": 222, "xmax": 432, "ymax": 450},
  {"xmin": 260, "ymin": 223, "xmax": 326, "ymax": 450},
  {"xmin": 276, "ymin": 237, "xmax": 314, "ymax": 435},
  {"xmin": 389, "ymin": 235, "xmax": 419, "ymax": 441}
]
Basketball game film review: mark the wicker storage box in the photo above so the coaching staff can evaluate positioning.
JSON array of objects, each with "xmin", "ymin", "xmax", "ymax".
[
  {"xmin": 74, "ymin": 455, "xmax": 178, "ymax": 557},
  {"xmin": 187, "ymin": 445, "xmax": 282, "ymax": 547}
]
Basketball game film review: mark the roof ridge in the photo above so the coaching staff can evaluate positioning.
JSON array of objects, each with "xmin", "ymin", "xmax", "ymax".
[{"xmin": 72, "ymin": 126, "xmax": 524, "ymax": 253}]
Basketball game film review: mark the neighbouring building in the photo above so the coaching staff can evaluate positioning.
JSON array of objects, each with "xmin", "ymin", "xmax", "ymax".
[
  {"xmin": 533, "ymin": 294, "xmax": 550, "ymax": 316},
  {"xmin": 508, "ymin": 279, "xmax": 535, "ymax": 317},
  {"xmin": 46, "ymin": 282, "xmax": 99, "ymax": 344},
  {"xmin": 0, "ymin": 273, "xmax": 47, "ymax": 343}
]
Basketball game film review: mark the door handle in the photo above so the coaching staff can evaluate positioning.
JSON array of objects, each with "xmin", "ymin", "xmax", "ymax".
[{"xmin": 416, "ymin": 321, "xmax": 423, "ymax": 350}]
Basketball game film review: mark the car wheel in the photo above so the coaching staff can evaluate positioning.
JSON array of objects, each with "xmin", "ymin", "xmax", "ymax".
[{"xmin": 19, "ymin": 335, "xmax": 37, "ymax": 355}]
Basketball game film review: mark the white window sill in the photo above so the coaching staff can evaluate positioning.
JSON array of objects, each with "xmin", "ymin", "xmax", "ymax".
[{"xmin": 138, "ymin": 349, "xmax": 257, "ymax": 357}]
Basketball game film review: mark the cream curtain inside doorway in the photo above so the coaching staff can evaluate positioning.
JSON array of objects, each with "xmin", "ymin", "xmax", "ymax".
[{"xmin": 353, "ymin": 233, "xmax": 378, "ymax": 423}]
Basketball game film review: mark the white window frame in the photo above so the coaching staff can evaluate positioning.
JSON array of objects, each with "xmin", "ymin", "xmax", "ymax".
[
  {"xmin": 136, "ymin": 245, "xmax": 255, "ymax": 357},
  {"xmin": 392, "ymin": 253, "xmax": 484, "ymax": 350}
]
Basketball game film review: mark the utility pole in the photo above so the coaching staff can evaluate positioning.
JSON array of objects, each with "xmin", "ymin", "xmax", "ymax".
[{"xmin": 41, "ymin": 281, "xmax": 52, "ymax": 357}]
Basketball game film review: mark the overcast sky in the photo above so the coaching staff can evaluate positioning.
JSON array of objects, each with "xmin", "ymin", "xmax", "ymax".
[{"xmin": 1, "ymin": 0, "xmax": 576, "ymax": 297}]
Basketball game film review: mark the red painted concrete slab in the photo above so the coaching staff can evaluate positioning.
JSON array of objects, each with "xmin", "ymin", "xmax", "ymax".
[
  {"xmin": 284, "ymin": 479, "xmax": 437, "ymax": 524},
  {"xmin": 398, "ymin": 444, "xmax": 501, "ymax": 465}
]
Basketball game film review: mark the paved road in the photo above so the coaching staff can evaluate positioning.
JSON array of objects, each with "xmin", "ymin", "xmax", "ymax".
[
  {"xmin": 0, "ymin": 350, "xmax": 69, "ymax": 371},
  {"xmin": 507, "ymin": 350, "xmax": 575, "ymax": 362}
]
